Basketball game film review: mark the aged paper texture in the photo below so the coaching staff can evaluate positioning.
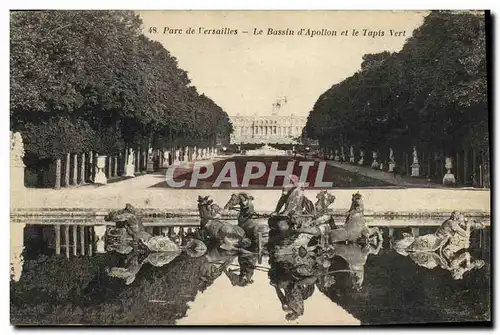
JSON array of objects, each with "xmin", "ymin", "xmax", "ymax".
[{"xmin": 10, "ymin": 10, "xmax": 491, "ymax": 326}]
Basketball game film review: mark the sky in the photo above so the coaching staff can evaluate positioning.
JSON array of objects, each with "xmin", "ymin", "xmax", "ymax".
[{"xmin": 137, "ymin": 11, "xmax": 429, "ymax": 117}]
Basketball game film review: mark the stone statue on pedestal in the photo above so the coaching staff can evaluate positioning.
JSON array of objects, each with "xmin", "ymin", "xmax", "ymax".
[
  {"xmin": 94, "ymin": 155, "xmax": 108, "ymax": 184},
  {"xmin": 443, "ymin": 157, "xmax": 456, "ymax": 185},
  {"xmin": 10, "ymin": 132, "xmax": 25, "ymax": 167},
  {"xmin": 388, "ymin": 148, "xmax": 396, "ymax": 172},
  {"xmin": 371, "ymin": 151, "xmax": 379, "ymax": 169},
  {"xmin": 162, "ymin": 150, "xmax": 170, "ymax": 168},
  {"xmin": 127, "ymin": 149, "xmax": 134, "ymax": 165},
  {"xmin": 411, "ymin": 146, "xmax": 420, "ymax": 177},
  {"xmin": 10, "ymin": 131, "xmax": 26, "ymax": 190},
  {"xmin": 124, "ymin": 148, "xmax": 135, "ymax": 177},
  {"xmin": 350, "ymin": 146, "xmax": 355, "ymax": 163},
  {"xmin": 358, "ymin": 150, "xmax": 365, "ymax": 165},
  {"xmin": 147, "ymin": 147, "xmax": 154, "ymax": 172},
  {"xmin": 334, "ymin": 149, "xmax": 340, "ymax": 161},
  {"xmin": 174, "ymin": 149, "xmax": 181, "ymax": 164}
]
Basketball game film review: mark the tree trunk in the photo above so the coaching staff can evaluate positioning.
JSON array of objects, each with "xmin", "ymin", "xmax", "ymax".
[
  {"xmin": 464, "ymin": 148, "xmax": 469, "ymax": 185},
  {"xmin": 472, "ymin": 148, "xmax": 477, "ymax": 187},
  {"xmin": 483, "ymin": 148, "xmax": 490, "ymax": 188},
  {"xmin": 440, "ymin": 151, "xmax": 444, "ymax": 178},
  {"xmin": 427, "ymin": 152, "xmax": 431, "ymax": 178},
  {"xmin": 80, "ymin": 152, "xmax": 86, "ymax": 184},
  {"xmin": 72, "ymin": 153, "xmax": 78, "ymax": 185},
  {"xmin": 88, "ymin": 150, "xmax": 94, "ymax": 183},
  {"xmin": 54, "ymin": 158, "xmax": 61, "ymax": 189},
  {"xmin": 64, "ymin": 153, "xmax": 70, "ymax": 187},
  {"xmin": 113, "ymin": 155, "xmax": 118, "ymax": 177}
]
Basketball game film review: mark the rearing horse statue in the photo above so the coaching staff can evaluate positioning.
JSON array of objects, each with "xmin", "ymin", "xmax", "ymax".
[
  {"xmin": 197, "ymin": 195, "xmax": 252, "ymax": 252},
  {"xmin": 224, "ymin": 192, "xmax": 270, "ymax": 247},
  {"xmin": 105, "ymin": 203, "xmax": 204, "ymax": 254},
  {"xmin": 301, "ymin": 190, "xmax": 337, "ymax": 229},
  {"xmin": 297, "ymin": 192, "xmax": 382, "ymax": 244}
]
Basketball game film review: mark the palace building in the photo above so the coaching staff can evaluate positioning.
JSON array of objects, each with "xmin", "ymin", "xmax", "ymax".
[{"xmin": 229, "ymin": 97, "xmax": 307, "ymax": 144}]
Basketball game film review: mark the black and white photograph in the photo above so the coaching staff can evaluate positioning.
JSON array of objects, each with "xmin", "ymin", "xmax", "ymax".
[{"xmin": 9, "ymin": 9, "xmax": 491, "ymax": 326}]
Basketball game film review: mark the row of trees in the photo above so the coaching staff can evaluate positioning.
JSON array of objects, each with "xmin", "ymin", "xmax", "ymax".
[
  {"xmin": 305, "ymin": 11, "xmax": 489, "ymax": 185},
  {"xmin": 11, "ymin": 10, "xmax": 233, "ymax": 162}
]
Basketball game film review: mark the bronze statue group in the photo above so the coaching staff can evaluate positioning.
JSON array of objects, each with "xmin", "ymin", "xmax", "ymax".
[{"xmin": 103, "ymin": 174, "xmax": 487, "ymax": 321}]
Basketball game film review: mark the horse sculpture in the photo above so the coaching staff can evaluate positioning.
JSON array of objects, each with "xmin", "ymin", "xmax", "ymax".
[
  {"xmin": 224, "ymin": 252, "xmax": 258, "ymax": 287},
  {"xmin": 301, "ymin": 190, "xmax": 337, "ymax": 229},
  {"xmin": 104, "ymin": 203, "xmax": 148, "ymax": 245},
  {"xmin": 197, "ymin": 195, "xmax": 252, "ymax": 252},
  {"xmin": 106, "ymin": 247, "xmax": 183, "ymax": 285},
  {"xmin": 105, "ymin": 203, "xmax": 181, "ymax": 253},
  {"xmin": 325, "ymin": 236, "xmax": 382, "ymax": 291},
  {"xmin": 104, "ymin": 203, "xmax": 206, "ymax": 255},
  {"xmin": 297, "ymin": 192, "xmax": 382, "ymax": 245},
  {"xmin": 224, "ymin": 192, "xmax": 270, "ymax": 247},
  {"xmin": 332, "ymin": 192, "xmax": 381, "ymax": 243}
]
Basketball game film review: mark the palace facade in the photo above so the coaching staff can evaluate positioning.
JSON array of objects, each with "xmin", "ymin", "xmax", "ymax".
[
  {"xmin": 229, "ymin": 97, "xmax": 307, "ymax": 144},
  {"xmin": 229, "ymin": 113, "xmax": 307, "ymax": 144}
]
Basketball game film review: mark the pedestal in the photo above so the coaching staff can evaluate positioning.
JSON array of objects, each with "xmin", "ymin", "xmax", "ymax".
[
  {"xmin": 350, "ymin": 156, "xmax": 355, "ymax": 164},
  {"xmin": 10, "ymin": 221, "xmax": 25, "ymax": 282},
  {"xmin": 443, "ymin": 172, "xmax": 456, "ymax": 186},
  {"xmin": 146, "ymin": 149, "xmax": 154, "ymax": 172},
  {"xmin": 10, "ymin": 165, "xmax": 25, "ymax": 191},
  {"xmin": 94, "ymin": 156, "xmax": 108, "ymax": 185},
  {"xmin": 411, "ymin": 164, "xmax": 420, "ymax": 177},
  {"xmin": 358, "ymin": 158, "xmax": 364, "ymax": 165},
  {"xmin": 388, "ymin": 162, "xmax": 395, "ymax": 172},
  {"xmin": 174, "ymin": 150, "xmax": 181, "ymax": 164},
  {"xmin": 193, "ymin": 147, "xmax": 198, "ymax": 160},
  {"xmin": 147, "ymin": 159, "xmax": 154, "ymax": 172},
  {"xmin": 94, "ymin": 225, "xmax": 107, "ymax": 254},
  {"xmin": 10, "ymin": 131, "xmax": 26, "ymax": 190},
  {"xmin": 371, "ymin": 160, "xmax": 379, "ymax": 169},
  {"xmin": 80, "ymin": 153, "xmax": 86, "ymax": 184},
  {"xmin": 113, "ymin": 155, "xmax": 118, "ymax": 177},
  {"xmin": 124, "ymin": 163, "xmax": 135, "ymax": 177},
  {"xmin": 334, "ymin": 150, "xmax": 339, "ymax": 161}
]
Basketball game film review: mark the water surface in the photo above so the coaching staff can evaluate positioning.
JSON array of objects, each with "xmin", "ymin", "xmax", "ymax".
[{"xmin": 11, "ymin": 221, "xmax": 491, "ymax": 326}]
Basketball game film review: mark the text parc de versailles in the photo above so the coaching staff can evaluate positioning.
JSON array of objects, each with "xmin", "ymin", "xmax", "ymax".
[{"xmin": 163, "ymin": 27, "xmax": 395, "ymax": 37}]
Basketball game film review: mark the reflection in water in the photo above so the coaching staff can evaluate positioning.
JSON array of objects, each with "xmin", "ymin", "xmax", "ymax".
[
  {"xmin": 11, "ymin": 213, "xmax": 490, "ymax": 325},
  {"xmin": 390, "ymin": 212, "xmax": 487, "ymax": 280}
]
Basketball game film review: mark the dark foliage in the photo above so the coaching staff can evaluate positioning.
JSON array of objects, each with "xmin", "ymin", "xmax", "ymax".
[
  {"xmin": 10, "ymin": 10, "xmax": 233, "ymax": 158},
  {"xmin": 305, "ymin": 12, "xmax": 488, "ymax": 156}
]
